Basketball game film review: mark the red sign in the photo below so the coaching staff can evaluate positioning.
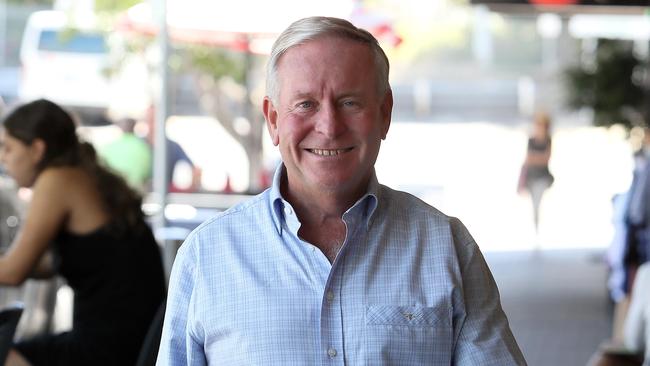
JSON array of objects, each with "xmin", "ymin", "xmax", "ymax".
[{"xmin": 529, "ymin": 0, "xmax": 578, "ymax": 4}]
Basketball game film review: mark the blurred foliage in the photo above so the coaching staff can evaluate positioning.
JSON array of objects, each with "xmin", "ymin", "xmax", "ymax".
[
  {"xmin": 95, "ymin": 0, "xmax": 141, "ymax": 13},
  {"xmin": 111, "ymin": 35, "xmax": 247, "ymax": 87},
  {"xmin": 6, "ymin": 0, "xmax": 52, "ymax": 4},
  {"xmin": 184, "ymin": 45, "xmax": 246, "ymax": 84},
  {"xmin": 564, "ymin": 39, "xmax": 646, "ymax": 129}
]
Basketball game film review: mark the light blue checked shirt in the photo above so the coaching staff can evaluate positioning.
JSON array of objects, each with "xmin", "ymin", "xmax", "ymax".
[{"xmin": 157, "ymin": 165, "xmax": 526, "ymax": 365}]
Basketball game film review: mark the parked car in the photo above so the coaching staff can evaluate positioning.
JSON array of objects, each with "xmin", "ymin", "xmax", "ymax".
[{"xmin": 19, "ymin": 10, "xmax": 110, "ymax": 124}]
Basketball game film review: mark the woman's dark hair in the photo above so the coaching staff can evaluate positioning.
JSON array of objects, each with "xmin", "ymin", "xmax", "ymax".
[{"xmin": 2, "ymin": 99, "xmax": 145, "ymax": 235}]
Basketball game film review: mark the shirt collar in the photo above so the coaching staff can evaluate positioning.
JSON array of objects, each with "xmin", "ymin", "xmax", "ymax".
[
  {"xmin": 269, "ymin": 163, "xmax": 286, "ymax": 235},
  {"xmin": 268, "ymin": 163, "xmax": 381, "ymax": 235},
  {"xmin": 361, "ymin": 172, "xmax": 380, "ymax": 229}
]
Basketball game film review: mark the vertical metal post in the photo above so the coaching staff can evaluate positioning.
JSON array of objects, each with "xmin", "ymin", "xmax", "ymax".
[
  {"xmin": 243, "ymin": 44, "xmax": 260, "ymax": 193},
  {"xmin": 0, "ymin": 0, "xmax": 6, "ymax": 67},
  {"xmin": 472, "ymin": 5, "xmax": 493, "ymax": 69},
  {"xmin": 153, "ymin": 0, "xmax": 171, "ymax": 279}
]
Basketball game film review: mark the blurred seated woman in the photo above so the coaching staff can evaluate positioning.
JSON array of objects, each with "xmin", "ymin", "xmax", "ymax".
[{"xmin": 0, "ymin": 99, "xmax": 165, "ymax": 366}]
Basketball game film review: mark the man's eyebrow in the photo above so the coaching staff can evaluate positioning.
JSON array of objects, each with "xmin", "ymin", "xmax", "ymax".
[
  {"xmin": 289, "ymin": 92, "xmax": 312, "ymax": 100},
  {"xmin": 337, "ymin": 91, "xmax": 363, "ymax": 99},
  {"xmin": 287, "ymin": 90, "xmax": 364, "ymax": 102}
]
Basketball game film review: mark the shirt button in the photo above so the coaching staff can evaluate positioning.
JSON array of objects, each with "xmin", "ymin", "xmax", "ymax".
[
  {"xmin": 326, "ymin": 291, "xmax": 334, "ymax": 302},
  {"xmin": 327, "ymin": 348, "xmax": 337, "ymax": 358}
]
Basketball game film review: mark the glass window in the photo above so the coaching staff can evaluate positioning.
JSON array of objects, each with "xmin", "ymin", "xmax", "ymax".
[{"xmin": 38, "ymin": 30, "xmax": 106, "ymax": 54}]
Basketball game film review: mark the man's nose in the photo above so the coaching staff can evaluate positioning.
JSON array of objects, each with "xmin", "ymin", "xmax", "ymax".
[{"xmin": 314, "ymin": 103, "xmax": 346, "ymax": 138}]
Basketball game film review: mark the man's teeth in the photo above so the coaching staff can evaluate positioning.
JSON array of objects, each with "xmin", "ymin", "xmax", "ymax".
[{"xmin": 311, "ymin": 148, "xmax": 347, "ymax": 156}]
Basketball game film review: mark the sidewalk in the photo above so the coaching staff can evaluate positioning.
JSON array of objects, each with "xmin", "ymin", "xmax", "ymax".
[{"xmin": 487, "ymin": 249, "xmax": 612, "ymax": 366}]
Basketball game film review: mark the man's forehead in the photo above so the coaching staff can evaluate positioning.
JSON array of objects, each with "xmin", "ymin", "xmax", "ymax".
[
  {"xmin": 278, "ymin": 36, "xmax": 371, "ymax": 64},
  {"xmin": 276, "ymin": 38, "xmax": 374, "ymax": 77},
  {"xmin": 272, "ymin": 36, "xmax": 379, "ymax": 102}
]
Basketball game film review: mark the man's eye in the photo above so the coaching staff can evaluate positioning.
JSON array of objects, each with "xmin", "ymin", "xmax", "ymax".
[
  {"xmin": 342, "ymin": 100, "xmax": 360, "ymax": 108},
  {"xmin": 298, "ymin": 101, "xmax": 314, "ymax": 109}
]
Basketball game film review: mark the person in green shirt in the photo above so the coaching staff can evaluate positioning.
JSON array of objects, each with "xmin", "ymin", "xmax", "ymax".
[{"xmin": 100, "ymin": 117, "xmax": 152, "ymax": 192}]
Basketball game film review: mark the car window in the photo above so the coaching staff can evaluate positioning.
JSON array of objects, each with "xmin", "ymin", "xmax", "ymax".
[{"xmin": 38, "ymin": 30, "xmax": 106, "ymax": 54}]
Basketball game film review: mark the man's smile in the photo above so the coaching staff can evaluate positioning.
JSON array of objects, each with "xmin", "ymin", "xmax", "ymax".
[{"xmin": 306, "ymin": 147, "xmax": 354, "ymax": 156}]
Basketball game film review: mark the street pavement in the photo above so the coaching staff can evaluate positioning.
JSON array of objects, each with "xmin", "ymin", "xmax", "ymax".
[{"xmin": 488, "ymin": 249, "xmax": 611, "ymax": 366}]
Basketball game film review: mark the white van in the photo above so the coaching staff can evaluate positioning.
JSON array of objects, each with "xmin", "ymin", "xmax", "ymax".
[{"xmin": 19, "ymin": 10, "xmax": 111, "ymax": 121}]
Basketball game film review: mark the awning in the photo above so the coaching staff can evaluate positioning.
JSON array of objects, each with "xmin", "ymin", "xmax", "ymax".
[{"xmin": 115, "ymin": 0, "xmax": 402, "ymax": 54}]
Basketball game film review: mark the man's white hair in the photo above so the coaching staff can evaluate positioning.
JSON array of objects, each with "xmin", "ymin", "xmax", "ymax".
[{"xmin": 265, "ymin": 16, "xmax": 390, "ymax": 104}]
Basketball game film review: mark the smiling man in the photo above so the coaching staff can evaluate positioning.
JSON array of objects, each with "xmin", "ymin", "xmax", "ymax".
[{"xmin": 157, "ymin": 16, "xmax": 527, "ymax": 366}]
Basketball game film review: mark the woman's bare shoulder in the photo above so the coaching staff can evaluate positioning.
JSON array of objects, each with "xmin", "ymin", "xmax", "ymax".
[
  {"xmin": 35, "ymin": 166, "xmax": 108, "ymax": 230},
  {"xmin": 36, "ymin": 167, "xmax": 96, "ymax": 193},
  {"xmin": 38, "ymin": 166, "xmax": 82, "ymax": 181}
]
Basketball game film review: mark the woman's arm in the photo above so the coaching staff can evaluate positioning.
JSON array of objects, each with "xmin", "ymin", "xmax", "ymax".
[
  {"xmin": 0, "ymin": 169, "xmax": 69, "ymax": 285},
  {"xmin": 29, "ymin": 250, "xmax": 56, "ymax": 279}
]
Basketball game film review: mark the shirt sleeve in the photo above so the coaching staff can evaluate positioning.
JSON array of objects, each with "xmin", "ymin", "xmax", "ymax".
[
  {"xmin": 156, "ymin": 237, "xmax": 207, "ymax": 366},
  {"xmin": 623, "ymin": 263, "xmax": 650, "ymax": 352},
  {"xmin": 450, "ymin": 218, "xmax": 527, "ymax": 366}
]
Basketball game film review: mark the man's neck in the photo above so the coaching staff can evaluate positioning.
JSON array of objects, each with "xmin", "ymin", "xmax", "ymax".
[
  {"xmin": 291, "ymin": 196, "xmax": 348, "ymax": 264},
  {"xmin": 282, "ymin": 179, "xmax": 367, "ymax": 222},
  {"xmin": 281, "ymin": 177, "xmax": 370, "ymax": 263}
]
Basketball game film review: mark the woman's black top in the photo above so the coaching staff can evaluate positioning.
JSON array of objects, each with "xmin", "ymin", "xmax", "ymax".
[
  {"xmin": 15, "ymin": 220, "xmax": 166, "ymax": 366},
  {"xmin": 526, "ymin": 137, "xmax": 553, "ymax": 182}
]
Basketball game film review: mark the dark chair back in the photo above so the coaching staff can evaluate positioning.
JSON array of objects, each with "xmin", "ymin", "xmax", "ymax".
[
  {"xmin": 0, "ymin": 303, "xmax": 23, "ymax": 363},
  {"xmin": 135, "ymin": 301, "xmax": 166, "ymax": 366}
]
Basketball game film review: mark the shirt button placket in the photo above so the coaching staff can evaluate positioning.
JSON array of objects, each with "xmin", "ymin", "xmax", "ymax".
[{"xmin": 322, "ymin": 283, "xmax": 343, "ymax": 364}]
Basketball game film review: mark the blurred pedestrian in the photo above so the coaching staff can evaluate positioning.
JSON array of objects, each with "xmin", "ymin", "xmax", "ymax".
[
  {"xmin": 144, "ymin": 105, "xmax": 202, "ymax": 192},
  {"xmin": 0, "ymin": 99, "xmax": 165, "ymax": 366},
  {"xmin": 99, "ymin": 117, "xmax": 152, "ymax": 192},
  {"xmin": 626, "ymin": 128, "xmax": 650, "ymax": 270},
  {"xmin": 519, "ymin": 111, "xmax": 554, "ymax": 232}
]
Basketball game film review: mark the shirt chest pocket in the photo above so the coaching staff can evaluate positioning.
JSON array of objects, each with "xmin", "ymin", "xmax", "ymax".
[{"xmin": 364, "ymin": 305, "xmax": 453, "ymax": 365}]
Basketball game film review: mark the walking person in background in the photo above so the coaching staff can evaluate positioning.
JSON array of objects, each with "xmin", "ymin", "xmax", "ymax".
[
  {"xmin": 157, "ymin": 16, "xmax": 525, "ymax": 365},
  {"xmin": 626, "ymin": 127, "xmax": 650, "ymax": 276},
  {"xmin": 144, "ymin": 105, "xmax": 202, "ymax": 192},
  {"xmin": 99, "ymin": 117, "xmax": 152, "ymax": 193},
  {"xmin": 0, "ymin": 99, "xmax": 165, "ymax": 366},
  {"xmin": 519, "ymin": 111, "xmax": 554, "ymax": 233}
]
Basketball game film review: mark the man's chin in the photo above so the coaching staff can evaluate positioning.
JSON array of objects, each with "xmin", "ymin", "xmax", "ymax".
[{"xmin": 311, "ymin": 175, "xmax": 367, "ymax": 196}]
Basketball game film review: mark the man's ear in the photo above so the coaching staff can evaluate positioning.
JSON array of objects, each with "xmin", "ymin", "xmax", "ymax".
[
  {"xmin": 263, "ymin": 97, "xmax": 280, "ymax": 146},
  {"xmin": 380, "ymin": 89, "xmax": 393, "ymax": 140}
]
